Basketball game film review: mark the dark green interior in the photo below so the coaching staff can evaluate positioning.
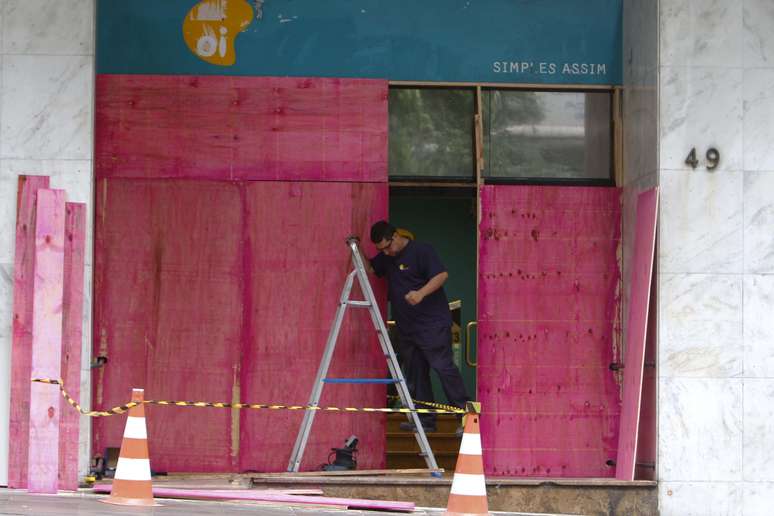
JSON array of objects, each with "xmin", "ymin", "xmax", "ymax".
[{"xmin": 389, "ymin": 188, "xmax": 478, "ymax": 402}]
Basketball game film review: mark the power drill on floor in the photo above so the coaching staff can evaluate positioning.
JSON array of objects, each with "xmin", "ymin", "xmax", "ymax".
[{"xmin": 322, "ymin": 435, "xmax": 359, "ymax": 471}]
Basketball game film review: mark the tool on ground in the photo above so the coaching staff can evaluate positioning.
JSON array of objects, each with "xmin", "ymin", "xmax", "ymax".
[
  {"xmin": 322, "ymin": 434, "xmax": 359, "ymax": 472},
  {"xmin": 287, "ymin": 236, "xmax": 440, "ymax": 474}
]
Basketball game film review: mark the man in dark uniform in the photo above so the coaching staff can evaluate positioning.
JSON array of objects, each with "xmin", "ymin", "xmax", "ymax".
[{"xmin": 367, "ymin": 220, "xmax": 469, "ymax": 434}]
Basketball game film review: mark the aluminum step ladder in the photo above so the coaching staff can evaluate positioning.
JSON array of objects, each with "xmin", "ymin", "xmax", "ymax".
[{"xmin": 287, "ymin": 237, "xmax": 439, "ymax": 474}]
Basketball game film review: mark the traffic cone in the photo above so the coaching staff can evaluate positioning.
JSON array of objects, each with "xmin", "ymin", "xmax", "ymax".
[
  {"xmin": 444, "ymin": 402, "xmax": 489, "ymax": 516},
  {"xmin": 100, "ymin": 388, "xmax": 158, "ymax": 506}
]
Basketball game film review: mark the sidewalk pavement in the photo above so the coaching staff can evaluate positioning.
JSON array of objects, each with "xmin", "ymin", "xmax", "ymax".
[{"xmin": 0, "ymin": 490, "xmax": 577, "ymax": 516}]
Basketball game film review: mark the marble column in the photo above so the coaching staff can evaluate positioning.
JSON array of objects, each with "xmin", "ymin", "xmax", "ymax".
[{"xmin": 0, "ymin": 0, "xmax": 95, "ymax": 485}]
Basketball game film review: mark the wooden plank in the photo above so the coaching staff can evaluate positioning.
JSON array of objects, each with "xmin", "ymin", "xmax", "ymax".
[
  {"xmin": 92, "ymin": 484, "xmax": 415, "ymax": 512},
  {"xmin": 615, "ymin": 188, "xmax": 659, "ymax": 481},
  {"xmin": 59, "ymin": 202, "xmax": 86, "ymax": 490},
  {"xmin": 477, "ymin": 185, "xmax": 622, "ymax": 478},
  {"xmin": 27, "ymin": 188, "xmax": 67, "ymax": 493},
  {"xmin": 252, "ymin": 468, "xmax": 443, "ymax": 477},
  {"xmin": 95, "ymin": 75, "xmax": 388, "ymax": 182},
  {"xmin": 8, "ymin": 175, "xmax": 50, "ymax": 489}
]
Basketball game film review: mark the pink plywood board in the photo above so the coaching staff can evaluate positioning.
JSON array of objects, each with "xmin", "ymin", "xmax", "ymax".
[
  {"xmin": 95, "ymin": 75, "xmax": 388, "ymax": 182},
  {"xmin": 615, "ymin": 188, "xmax": 659, "ymax": 481},
  {"xmin": 239, "ymin": 181, "xmax": 388, "ymax": 472},
  {"xmin": 92, "ymin": 179, "xmax": 243, "ymax": 472},
  {"xmin": 92, "ymin": 180, "xmax": 388, "ymax": 473},
  {"xmin": 92, "ymin": 484, "xmax": 414, "ymax": 512},
  {"xmin": 478, "ymin": 185, "xmax": 622, "ymax": 478},
  {"xmin": 28, "ymin": 188, "xmax": 67, "ymax": 493},
  {"xmin": 8, "ymin": 175, "xmax": 49, "ymax": 488},
  {"xmin": 59, "ymin": 202, "xmax": 86, "ymax": 490}
]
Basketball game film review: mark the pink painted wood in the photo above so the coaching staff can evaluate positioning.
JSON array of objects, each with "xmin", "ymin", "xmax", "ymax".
[
  {"xmin": 59, "ymin": 202, "xmax": 86, "ymax": 490},
  {"xmin": 95, "ymin": 75, "xmax": 388, "ymax": 182},
  {"xmin": 478, "ymin": 185, "xmax": 622, "ymax": 478},
  {"xmin": 615, "ymin": 187, "xmax": 659, "ymax": 481},
  {"xmin": 92, "ymin": 484, "xmax": 414, "ymax": 511},
  {"xmin": 239, "ymin": 181, "xmax": 388, "ymax": 472},
  {"xmin": 92, "ymin": 180, "xmax": 388, "ymax": 472},
  {"xmin": 8, "ymin": 175, "xmax": 50, "ymax": 489},
  {"xmin": 27, "ymin": 189, "xmax": 67, "ymax": 493},
  {"xmin": 92, "ymin": 179, "xmax": 243, "ymax": 472}
]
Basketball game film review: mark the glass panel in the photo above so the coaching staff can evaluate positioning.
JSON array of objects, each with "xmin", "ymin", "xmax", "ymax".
[
  {"xmin": 389, "ymin": 88, "xmax": 475, "ymax": 180},
  {"xmin": 483, "ymin": 90, "xmax": 611, "ymax": 180}
]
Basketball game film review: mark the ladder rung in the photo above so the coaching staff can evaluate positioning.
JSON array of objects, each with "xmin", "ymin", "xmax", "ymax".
[
  {"xmin": 322, "ymin": 378, "xmax": 401, "ymax": 384},
  {"xmin": 346, "ymin": 301, "xmax": 371, "ymax": 307}
]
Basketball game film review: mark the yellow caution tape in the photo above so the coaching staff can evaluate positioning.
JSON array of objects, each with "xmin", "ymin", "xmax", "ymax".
[
  {"xmin": 387, "ymin": 394, "xmax": 463, "ymax": 414},
  {"xmin": 32, "ymin": 378, "xmax": 465, "ymax": 418}
]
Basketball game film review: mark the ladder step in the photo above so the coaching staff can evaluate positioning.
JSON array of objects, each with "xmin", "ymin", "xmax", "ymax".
[
  {"xmin": 323, "ymin": 378, "xmax": 401, "ymax": 384},
  {"xmin": 346, "ymin": 300, "xmax": 372, "ymax": 307}
]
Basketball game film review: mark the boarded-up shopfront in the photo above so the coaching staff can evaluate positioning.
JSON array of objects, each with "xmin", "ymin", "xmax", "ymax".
[{"xmin": 91, "ymin": 0, "xmax": 653, "ymax": 479}]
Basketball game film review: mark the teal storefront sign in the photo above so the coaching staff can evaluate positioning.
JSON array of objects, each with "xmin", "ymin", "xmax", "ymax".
[{"xmin": 97, "ymin": 0, "xmax": 622, "ymax": 85}]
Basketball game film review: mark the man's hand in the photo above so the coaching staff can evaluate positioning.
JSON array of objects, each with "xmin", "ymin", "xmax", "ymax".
[{"xmin": 405, "ymin": 290, "xmax": 425, "ymax": 306}]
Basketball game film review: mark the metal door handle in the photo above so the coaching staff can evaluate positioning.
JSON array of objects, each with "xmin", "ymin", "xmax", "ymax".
[{"xmin": 465, "ymin": 321, "xmax": 477, "ymax": 367}]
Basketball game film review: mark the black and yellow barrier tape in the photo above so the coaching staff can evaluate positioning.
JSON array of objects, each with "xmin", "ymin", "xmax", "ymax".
[
  {"xmin": 32, "ymin": 378, "xmax": 465, "ymax": 417},
  {"xmin": 387, "ymin": 394, "xmax": 462, "ymax": 414}
]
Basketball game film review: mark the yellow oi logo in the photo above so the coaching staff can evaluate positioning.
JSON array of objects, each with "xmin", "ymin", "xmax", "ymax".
[{"xmin": 183, "ymin": 0, "xmax": 254, "ymax": 66}]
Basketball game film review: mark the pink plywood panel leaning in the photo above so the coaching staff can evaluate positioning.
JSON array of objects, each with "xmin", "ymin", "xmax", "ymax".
[
  {"xmin": 615, "ymin": 187, "xmax": 659, "ymax": 481},
  {"xmin": 59, "ymin": 202, "xmax": 86, "ymax": 490},
  {"xmin": 478, "ymin": 185, "xmax": 622, "ymax": 478},
  {"xmin": 27, "ymin": 188, "xmax": 67, "ymax": 493},
  {"xmin": 8, "ymin": 175, "xmax": 50, "ymax": 489},
  {"xmin": 95, "ymin": 75, "xmax": 388, "ymax": 182}
]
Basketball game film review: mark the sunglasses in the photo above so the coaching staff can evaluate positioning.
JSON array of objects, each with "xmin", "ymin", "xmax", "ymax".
[{"xmin": 375, "ymin": 237, "xmax": 394, "ymax": 253}]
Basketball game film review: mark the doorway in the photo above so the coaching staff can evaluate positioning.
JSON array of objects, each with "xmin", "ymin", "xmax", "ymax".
[{"xmin": 389, "ymin": 187, "xmax": 478, "ymax": 401}]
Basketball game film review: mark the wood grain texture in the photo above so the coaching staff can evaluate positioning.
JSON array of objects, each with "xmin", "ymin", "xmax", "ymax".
[
  {"xmin": 478, "ymin": 185, "xmax": 622, "ymax": 478},
  {"xmin": 95, "ymin": 75, "xmax": 388, "ymax": 182},
  {"xmin": 28, "ymin": 189, "xmax": 67, "ymax": 493},
  {"xmin": 59, "ymin": 202, "xmax": 87, "ymax": 490},
  {"xmin": 615, "ymin": 188, "xmax": 658, "ymax": 481},
  {"xmin": 239, "ymin": 181, "xmax": 388, "ymax": 472},
  {"xmin": 92, "ymin": 179, "xmax": 243, "ymax": 472},
  {"xmin": 92, "ymin": 179, "xmax": 388, "ymax": 472},
  {"xmin": 8, "ymin": 175, "xmax": 49, "ymax": 489}
]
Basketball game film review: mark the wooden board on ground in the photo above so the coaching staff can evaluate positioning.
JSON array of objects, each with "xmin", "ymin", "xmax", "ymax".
[
  {"xmin": 253, "ymin": 468, "xmax": 444, "ymax": 477},
  {"xmin": 92, "ymin": 484, "xmax": 415, "ymax": 512}
]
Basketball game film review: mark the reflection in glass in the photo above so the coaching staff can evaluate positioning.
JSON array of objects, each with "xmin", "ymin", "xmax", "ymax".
[
  {"xmin": 482, "ymin": 90, "xmax": 611, "ymax": 180},
  {"xmin": 389, "ymin": 88, "xmax": 475, "ymax": 180}
]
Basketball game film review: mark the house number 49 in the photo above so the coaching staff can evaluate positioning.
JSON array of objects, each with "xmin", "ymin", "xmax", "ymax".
[{"xmin": 685, "ymin": 147, "xmax": 720, "ymax": 170}]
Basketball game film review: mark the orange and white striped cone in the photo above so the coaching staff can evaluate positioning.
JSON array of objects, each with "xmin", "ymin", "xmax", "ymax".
[
  {"xmin": 444, "ymin": 402, "xmax": 489, "ymax": 516},
  {"xmin": 100, "ymin": 388, "xmax": 158, "ymax": 506}
]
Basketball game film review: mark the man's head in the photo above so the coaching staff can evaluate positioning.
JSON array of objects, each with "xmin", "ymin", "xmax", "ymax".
[{"xmin": 370, "ymin": 220, "xmax": 402, "ymax": 256}]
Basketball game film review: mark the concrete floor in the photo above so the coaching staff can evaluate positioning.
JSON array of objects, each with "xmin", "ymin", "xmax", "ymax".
[{"xmin": 0, "ymin": 490, "xmax": 572, "ymax": 516}]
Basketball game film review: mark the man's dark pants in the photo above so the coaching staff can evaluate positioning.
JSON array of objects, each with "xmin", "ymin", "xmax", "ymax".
[{"xmin": 399, "ymin": 324, "xmax": 469, "ymax": 427}]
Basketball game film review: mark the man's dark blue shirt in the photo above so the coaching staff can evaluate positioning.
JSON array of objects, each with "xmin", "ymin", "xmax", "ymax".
[{"xmin": 370, "ymin": 240, "xmax": 452, "ymax": 335}]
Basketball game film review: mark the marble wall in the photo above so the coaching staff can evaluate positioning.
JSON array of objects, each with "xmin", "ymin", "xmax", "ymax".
[
  {"xmin": 655, "ymin": 0, "xmax": 774, "ymax": 514},
  {"xmin": 0, "ymin": 0, "xmax": 95, "ymax": 485}
]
